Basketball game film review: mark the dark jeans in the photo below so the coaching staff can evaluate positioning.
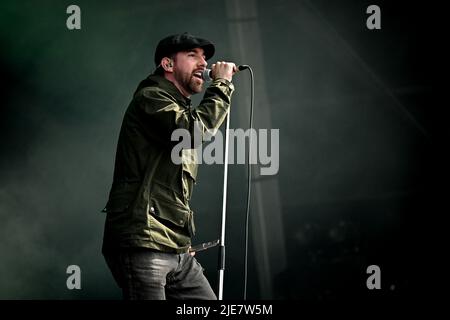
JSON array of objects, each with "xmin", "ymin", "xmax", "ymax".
[{"xmin": 104, "ymin": 248, "xmax": 217, "ymax": 300}]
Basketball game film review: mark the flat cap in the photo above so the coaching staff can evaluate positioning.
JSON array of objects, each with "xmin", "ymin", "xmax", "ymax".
[{"xmin": 154, "ymin": 32, "xmax": 215, "ymax": 66}]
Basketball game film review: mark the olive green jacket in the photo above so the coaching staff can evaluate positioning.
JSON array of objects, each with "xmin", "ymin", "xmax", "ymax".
[{"xmin": 102, "ymin": 74, "xmax": 234, "ymax": 253}]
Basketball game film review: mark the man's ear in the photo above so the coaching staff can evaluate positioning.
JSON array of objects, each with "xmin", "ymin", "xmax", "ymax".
[{"xmin": 161, "ymin": 57, "xmax": 174, "ymax": 72}]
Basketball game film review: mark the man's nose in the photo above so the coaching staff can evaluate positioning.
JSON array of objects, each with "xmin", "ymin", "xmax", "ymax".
[{"xmin": 199, "ymin": 56, "xmax": 207, "ymax": 68}]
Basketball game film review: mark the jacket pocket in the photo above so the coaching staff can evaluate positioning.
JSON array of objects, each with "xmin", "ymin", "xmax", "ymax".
[
  {"xmin": 149, "ymin": 197, "xmax": 190, "ymax": 228},
  {"xmin": 149, "ymin": 181, "xmax": 195, "ymax": 235}
]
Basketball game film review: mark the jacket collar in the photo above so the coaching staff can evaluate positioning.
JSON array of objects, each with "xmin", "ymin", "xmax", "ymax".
[{"xmin": 146, "ymin": 74, "xmax": 192, "ymax": 107}]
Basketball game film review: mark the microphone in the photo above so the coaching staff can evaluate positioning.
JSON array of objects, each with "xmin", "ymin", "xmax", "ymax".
[{"xmin": 202, "ymin": 65, "xmax": 249, "ymax": 81}]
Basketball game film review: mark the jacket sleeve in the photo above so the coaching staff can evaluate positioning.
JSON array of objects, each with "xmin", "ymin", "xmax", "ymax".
[{"xmin": 135, "ymin": 79, "xmax": 234, "ymax": 147}]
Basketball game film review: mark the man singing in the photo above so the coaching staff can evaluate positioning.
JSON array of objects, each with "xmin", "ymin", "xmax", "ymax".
[{"xmin": 101, "ymin": 32, "xmax": 236, "ymax": 300}]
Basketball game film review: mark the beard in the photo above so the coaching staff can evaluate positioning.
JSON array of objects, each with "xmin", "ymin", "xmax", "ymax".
[{"xmin": 175, "ymin": 70, "xmax": 204, "ymax": 95}]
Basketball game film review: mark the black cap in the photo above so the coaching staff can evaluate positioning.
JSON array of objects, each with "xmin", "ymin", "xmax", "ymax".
[{"xmin": 154, "ymin": 32, "xmax": 215, "ymax": 67}]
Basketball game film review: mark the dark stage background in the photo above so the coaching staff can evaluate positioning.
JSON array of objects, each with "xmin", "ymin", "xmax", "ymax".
[{"xmin": 0, "ymin": 0, "xmax": 442, "ymax": 301}]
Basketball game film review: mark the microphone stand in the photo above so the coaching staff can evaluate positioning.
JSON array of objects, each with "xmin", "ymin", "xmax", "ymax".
[
  {"xmin": 216, "ymin": 65, "xmax": 249, "ymax": 299},
  {"xmin": 217, "ymin": 109, "xmax": 231, "ymax": 300}
]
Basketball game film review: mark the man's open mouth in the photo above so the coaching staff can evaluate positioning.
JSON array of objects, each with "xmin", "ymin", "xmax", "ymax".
[{"xmin": 193, "ymin": 70, "xmax": 203, "ymax": 80}]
